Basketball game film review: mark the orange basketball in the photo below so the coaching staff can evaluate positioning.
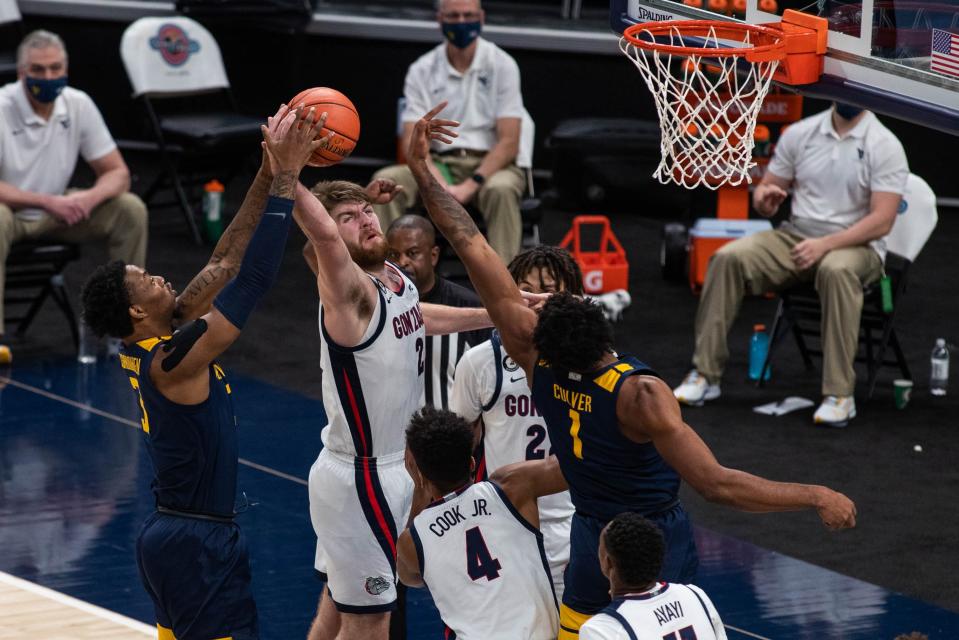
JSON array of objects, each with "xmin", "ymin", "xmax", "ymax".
[{"xmin": 287, "ymin": 87, "xmax": 360, "ymax": 167}]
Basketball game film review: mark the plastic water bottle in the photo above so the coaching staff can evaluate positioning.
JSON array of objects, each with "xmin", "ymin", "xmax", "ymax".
[
  {"xmin": 77, "ymin": 319, "xmax": 97, "ymax": 364},
  {"xmin": 930, "ymin": 338, "xmax": 949, "ymax": 396},
  {"xmin": 748, "ymin": 323, "xmax": 771, "ymax": 381},
  {"xmin": 203, "ymin": 179, "xmax": 225, "ymax": 243}
]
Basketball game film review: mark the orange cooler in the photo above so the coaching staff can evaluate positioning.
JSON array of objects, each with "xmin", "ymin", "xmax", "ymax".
[{"xmin": 688, "ymin": 218, "xmax": 772, "ymax": 293}]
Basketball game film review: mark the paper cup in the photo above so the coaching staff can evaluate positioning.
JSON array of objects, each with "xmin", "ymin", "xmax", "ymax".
[{"xmin": 894, "ymin": 379, "xmax": 913, "ymax": 410}]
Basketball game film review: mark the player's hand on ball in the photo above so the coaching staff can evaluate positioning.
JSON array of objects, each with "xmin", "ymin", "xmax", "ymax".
[
  {"xmin": 816, "ymin": 488, "xmax": 857, "ymax": 530},
  {"xmin": 365, "ymin": 178, "xmax": 405, "ymax": 205},
  {"xmin": 261, "ymin": 107, "xmax": 332, "ymax": 176},
  {"xmin": 409, "ymin": 102, "xmax": 459, "ymax": 165}
]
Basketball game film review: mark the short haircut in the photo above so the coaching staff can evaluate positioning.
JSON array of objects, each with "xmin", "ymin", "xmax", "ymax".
[
  {"xmin": 603, "ymin": 513, "xmax": 665, "ymax": 587},
  {"xmin": 80, "ymin": 261, "xmax": 133, "ymax": 338},
  {"xmin": 406, "ymin": 407, "xmax": 474, "ymax": 492},
  {"xmin": 436, "ymin": 0, "xmax": 482, "ymax": 11},
  {"xmin": 387, "ymin": 214, "xmax": 436, "ymax": 246},
  {"xmin": 310, "ymin": 180, "xmax": 371, "ymax": 213},
  {"xmin": 508, "ymin": 245, "xmax": 584, "ymax": 295},
  {"xmin": 533, "ymin": 291, "xmax": 613, "ymax": 372},
  {"xmin": 17, "ymin": 30, "xmax": 67, "ymax": 70}
]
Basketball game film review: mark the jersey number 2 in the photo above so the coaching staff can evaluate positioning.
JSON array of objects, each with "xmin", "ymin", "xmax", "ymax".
[
  {"xmin": 525, "ymin": 424, "xmax": 552, "ymax": 460},
  {"xmin": 663, "ymin": 626, "xmax": 697, "ymax": 640},
  {"xmin": 415, "ymin": 337, "xmax": 425, "ymax": 375},
  {"xmin": 465, "ymin": 526, "xmax": 501, "ymax": 581}
]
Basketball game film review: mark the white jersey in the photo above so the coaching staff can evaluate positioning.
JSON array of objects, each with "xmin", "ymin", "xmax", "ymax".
[
  {"xmin": 450, "ymin": 335, "xmax": 575, "ymax": 524},
  {"xmin": 579, "ymin": 583, "xmax": 727, "ymax": 640},
  {"xmin": 319, "ymin": 264, "xmax": 424, "ymax": 457},
  {"xmin": 411, "ymin": 482, "xmax": 559, "ymax": 640}
]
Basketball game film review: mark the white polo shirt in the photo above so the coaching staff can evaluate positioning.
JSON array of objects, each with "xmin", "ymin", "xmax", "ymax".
[
  {"xmin": 768, "ymin": 108, "xmax": 908, "ymax": 260},
  {"xmin": 402, "ymin": 37, "xmax": 524, "ymax": 153},
  {"xmin": 0, "ymin": 81, "xmax": 117, "ymax": 220}
]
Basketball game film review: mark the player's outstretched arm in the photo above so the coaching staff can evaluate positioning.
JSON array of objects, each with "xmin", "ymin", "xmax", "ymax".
[
  {"xmin": 151, "ymin": 108, "xmax": 321, "ymax": 399},
  {"xmin": 490, "ymin": 456, "xmax": 568, "ymax": 529},
  {"xmin": 176, "ymin": 104, "xmax": 311, "ymax": 322},
  {"xmin": 407, "ymin": 102, "xmax": 538, "ymax": 374},
  {"xmin": 623, "ymin": 376, "xmax": 857, "ymax": 530}
]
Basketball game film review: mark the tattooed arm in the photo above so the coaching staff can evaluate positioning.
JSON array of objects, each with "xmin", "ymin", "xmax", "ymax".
[
  {"xmin": 175, "ymin": 104, "xmax": 297, "ymax": 323},
  {"xmin": 408, "ymin": 103, "xmax": 539, "ymax": 375}
]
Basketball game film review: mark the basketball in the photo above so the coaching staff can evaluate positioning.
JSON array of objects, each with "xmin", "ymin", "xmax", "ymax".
[{"xmin": 287, "ymin": 87, "xmax": 361, "ymax": 167}]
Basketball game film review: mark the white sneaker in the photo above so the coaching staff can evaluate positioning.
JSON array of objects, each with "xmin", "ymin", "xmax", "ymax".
[
  {"xmin": 673, "ymin": 370, "xmax": 721, "ymax": 406},
  {"xmin": 813, "ymin": 396, "xmax": 856, "ymax": 427}
]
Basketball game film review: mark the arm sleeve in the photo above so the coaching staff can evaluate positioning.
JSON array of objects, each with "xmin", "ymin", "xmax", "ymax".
[
  {"xmin": 77, "ymin": 91, "xmax": 118, "ymax": 162},
  {"xmin": 213, "ymin": 195, "xmax": 293, "ymax": 329},
  {"xmin": 449, "ymin": 344, "xmax": 492, "ymax": 423},
  {"xmin": 494, "ymin": 53, "xmax": 524, "ymax": 120},
  {"xmin": 868, "ymin": 133, "xmax": 909, "ymax": 195}
]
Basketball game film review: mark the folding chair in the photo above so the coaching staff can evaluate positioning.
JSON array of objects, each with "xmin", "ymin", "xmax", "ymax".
[
  {"xmin": 759, "ymin": 174, "xmax": 939, "ymax": 399},
  {"xmin": 516, "ymin": 108, "xmax": 543, "ymax": 249},
  {"xmin": 4, "ymin": 242, "xmax": 81, "ymax": 349},
  {"xmin": 120, "ymin": 16, "xmax": 263, "ymax": 244},
  {"xmin": 0, "ymin": 0, "xmax": 23, "ymax": 83}
]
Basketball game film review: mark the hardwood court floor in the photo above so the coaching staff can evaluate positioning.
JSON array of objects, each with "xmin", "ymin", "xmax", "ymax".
[{"xmin": 0, "ymin": 571, "xmax": 153, "ymax": 639}]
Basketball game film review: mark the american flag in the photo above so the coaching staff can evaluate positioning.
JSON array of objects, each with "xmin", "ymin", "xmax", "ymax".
[{"xmin": 931, "ymin": 29, "xmax": 959, "ymax": 79}]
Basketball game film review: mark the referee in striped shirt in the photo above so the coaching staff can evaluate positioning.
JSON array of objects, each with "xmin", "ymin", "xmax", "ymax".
[{"xmin": 387, "ymin": 214, "xmax": 491, "ymax": 409}]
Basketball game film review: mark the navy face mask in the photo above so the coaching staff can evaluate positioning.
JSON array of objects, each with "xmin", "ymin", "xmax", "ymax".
[
  {"xmin": 442, "ymin": 21, "xmax": 481, "ymax": 49},
  {"xmin": 25, "ymin": 76, "xmax": 68, "ymax": 103},
  {"xmin": 834, "ymin": 102, "xmax": 864, "ymax": 120}
]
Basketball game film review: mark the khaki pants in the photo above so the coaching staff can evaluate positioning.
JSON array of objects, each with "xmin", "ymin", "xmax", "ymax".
[
  {"xmin": 692, "ymin": 229, "xmax": 882, "ymax": 397},
  {"xmin": 0, "ymin": 192, "xmax": 148, "ymax": 331},
  {"xmin": 372, "ymin": 155, "xmax": 525, "ymax": 264}
]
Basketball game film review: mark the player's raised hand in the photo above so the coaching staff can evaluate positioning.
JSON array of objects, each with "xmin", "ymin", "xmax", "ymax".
[
  {"xmin": 261, "ymin": 106, "xmax": 331, "ymax": 177},
  {"xmin": 409, "ymin": 102, "xmax": 460, "ymax": 166},
  {"xmin": 816, "ymin": 488, "xmax": 857, "ymax": 530},
  {"xmin": 365, "ymin": 178, "xmax": 405, "ymax": 205}
]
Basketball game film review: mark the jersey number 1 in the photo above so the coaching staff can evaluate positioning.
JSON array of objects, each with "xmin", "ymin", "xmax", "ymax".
[
  {"xmin": 663, "ymin": 626, "xmax": 697, "ymax": 640},
  {"xmin": 465, "ymin": 526, "xmax": 501, "ymax": 582}
]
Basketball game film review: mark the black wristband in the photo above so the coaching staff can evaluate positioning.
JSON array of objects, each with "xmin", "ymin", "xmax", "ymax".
[{"xmin": 471, "ymin": 172, "xmax": 486, "ymax": 186}]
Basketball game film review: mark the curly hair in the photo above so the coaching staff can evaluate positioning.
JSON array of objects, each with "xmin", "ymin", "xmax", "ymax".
[
  {"xmin": 406, "ymin": 406, "xmax": 474, "ymax": 492},
  {"xmin": 310, "ymin": 180, "xmax": 371, "ymax": 212},
  {"xmin": 508, "ymin": 245, "xmax": 584, "ymax": 295},
  {"xmin": 80, "ymin": 261, "xmax": 133, "ymax": 338},
  {"xmin": 603, "ymin": 512, "xmax": 665, "ymax": 588},
  {"xmin": 533, "ymin": 291, "xmax": 612, "ymax": 372}
]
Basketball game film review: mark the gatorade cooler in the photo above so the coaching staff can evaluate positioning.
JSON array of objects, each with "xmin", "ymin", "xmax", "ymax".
[
  {"xmin": 560, "ymin": 215, "xmax": 629, "ymax": 294},
  {"xmin": 688, "ymin": 218, "xmax": 772, "ymax": 293}
]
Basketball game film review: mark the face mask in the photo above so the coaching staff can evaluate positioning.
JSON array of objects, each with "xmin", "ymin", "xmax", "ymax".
[
  {"xmin": 25, "ymin": 76, "xmax": 68, "ymax": 104},
  {"xmin": 834, "ymin": 102, "xmax": 864, "ymax": 121},
  {"xmin": 442, "ymin": 21, "xmax": 481, "ymax": 49}
]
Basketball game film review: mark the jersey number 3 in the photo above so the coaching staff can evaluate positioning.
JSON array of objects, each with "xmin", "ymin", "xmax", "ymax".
[{"xmin": 465, "ymin": 526, "xmax": 501, "ymax": 581}]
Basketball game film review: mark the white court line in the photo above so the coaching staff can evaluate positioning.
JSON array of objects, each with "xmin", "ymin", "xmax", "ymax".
[
  {"xmin": 3, "ymin": 375, "xmax": 774, "ymax": 640},
  {"xmin": 0, "ymin": 570, "xmax": 155, "ymax": 634},
  {"xmin": 0, "ymin": 375, "xmax": 308, "ymax": 486}
]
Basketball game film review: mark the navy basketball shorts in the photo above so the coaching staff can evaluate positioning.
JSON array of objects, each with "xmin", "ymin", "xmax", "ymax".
[
  {"xmin": 563, "ymin": 503, "xmax": 699, "ymax": 615},
  {"xmin": 136, "ymin": 512, "xmax": 258, "ymax": 640}
]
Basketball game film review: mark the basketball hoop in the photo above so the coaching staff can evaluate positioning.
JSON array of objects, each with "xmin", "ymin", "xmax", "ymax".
[{"xmin": 620, "ymin": 10, "xmax": 827, "ymax": 190}]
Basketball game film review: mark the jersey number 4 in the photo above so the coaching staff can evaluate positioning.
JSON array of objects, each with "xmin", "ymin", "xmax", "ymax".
[
  {"xmin": 663, "ymin": 626, "xmax": 697, "ymax": 640},
  {"xmin": 465, "ymin": 526, "xmax": 501, "ymax": 581}
]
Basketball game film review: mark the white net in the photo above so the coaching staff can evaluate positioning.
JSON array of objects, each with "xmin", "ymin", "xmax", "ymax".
[{"xmin": 620, "ymin": 24, "xmax": 781, "ymax": 190}]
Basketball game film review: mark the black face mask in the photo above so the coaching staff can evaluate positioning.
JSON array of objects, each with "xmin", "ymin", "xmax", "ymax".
[{"xmin": 834, "ymin": 102, "xmax": 864, "ymax": 120}]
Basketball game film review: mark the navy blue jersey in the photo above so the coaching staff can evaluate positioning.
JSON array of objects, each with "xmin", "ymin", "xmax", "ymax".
[
  {"xmin": 531, "ymin": 355, "xmax": 680, "ymax": 521},
  {"xmin": 120, "ymin": 337, "xmax": 239, "ymax": 517}
]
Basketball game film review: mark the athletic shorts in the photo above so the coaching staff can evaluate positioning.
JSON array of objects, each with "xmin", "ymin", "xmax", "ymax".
[
  {"xmin": 564, "ymin": 503, "xmax": 698, "ymax": 616},
  {"xmin": 136, "ymin": 512, "xmax": 258, "ymax": 640},
  {"xmin": 542, "ymin": 515, "xmax": 572, "ymax": 604},
  {"xmin": 309, "ymin": 447, "xmax": 413, "ymax": 613}
]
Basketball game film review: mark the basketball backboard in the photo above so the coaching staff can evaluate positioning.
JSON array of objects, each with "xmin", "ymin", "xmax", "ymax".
[{"xmin": 611, "ymin": 0, "xmax": 959, "ymax": 135}]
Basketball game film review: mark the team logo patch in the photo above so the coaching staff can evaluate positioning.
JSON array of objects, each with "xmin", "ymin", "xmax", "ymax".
[
  {"xmin": 502, "ymin": 355, "xmax": 519, "ymax": 372},
  {"xmin": 365, "ymin": 576, "xmax": 391, "ymax": 596},
  {"xmin": 150, "ymin": 24, "xmax": 200, "ymax": 67}
]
